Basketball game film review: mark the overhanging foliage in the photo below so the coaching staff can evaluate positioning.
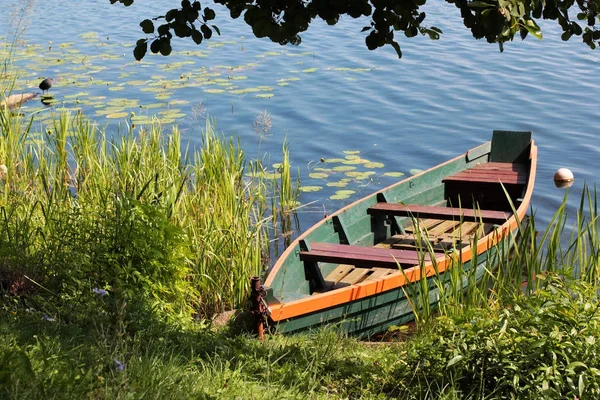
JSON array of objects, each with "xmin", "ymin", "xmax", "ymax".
[{"xmin": 109, "ymin": 0, "xmax": 600, "ymax": 60}]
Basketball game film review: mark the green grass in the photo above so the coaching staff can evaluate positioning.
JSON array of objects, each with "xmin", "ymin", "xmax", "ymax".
[
  {"xmin": 0, "ymin": 108, "xmax": 299, "ymax": 330},
  {"xmin": 3, "ymin": 269, "xmax": 600, "ymax": 399}
]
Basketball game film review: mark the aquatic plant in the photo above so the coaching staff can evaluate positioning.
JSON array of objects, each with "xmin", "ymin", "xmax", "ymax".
[{"xmin": 0, "ymin": 107, "xmax": 299, "ymax": 327}]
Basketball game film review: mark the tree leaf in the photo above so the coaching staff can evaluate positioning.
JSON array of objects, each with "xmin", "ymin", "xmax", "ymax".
[
  {"xmin": 389, "ymin": 40, "xmax": 402, "ymax": 58},
  {"xmin": 159, "ymin": 39, "xmax": 172, "ymax": 56},
  {"xmin": 191, "ymin": 30, "xmax": 203, "ymax": 45},
  {"xmin": 133, "ymin": 39, "xmax": 147, "ymax": 60},
  {"xmin": 201, "ymin": 24, "xmax": 212, "ymax": 39},
  {"xmin": 140, "ymin": 19, "xmax": 154, "ymax": 34},
  {"xmin": 204, "ymin": 7, "xmax": 216, "ymax": 21},
  {"xmin": 523, "ymin": 19, "xmax": 543, "ymax": 39}
]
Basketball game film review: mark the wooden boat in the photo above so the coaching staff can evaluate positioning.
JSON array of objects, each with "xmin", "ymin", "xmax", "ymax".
[{"xmin": 259, "ymin": 130, "xmax": 537, "ymax": 337}]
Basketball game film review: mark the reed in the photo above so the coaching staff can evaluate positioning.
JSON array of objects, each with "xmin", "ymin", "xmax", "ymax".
[
  {"xmin": 403, "ymin": 184, "xmax": 600, "ymax": 326},
  {"xmin": 0, "ymin": 108, "xmax": 299, "ymax": 326}
]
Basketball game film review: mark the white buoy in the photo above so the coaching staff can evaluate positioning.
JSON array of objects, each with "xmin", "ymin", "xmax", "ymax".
[{"xmin": 554, "ymin": 168, "xmax": 574, "ymax": 188}]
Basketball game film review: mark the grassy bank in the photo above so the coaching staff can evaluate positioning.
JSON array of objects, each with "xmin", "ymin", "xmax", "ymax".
[{"xmin": 2, "ymin": 271, "xmax": 600, "ymax": 399}]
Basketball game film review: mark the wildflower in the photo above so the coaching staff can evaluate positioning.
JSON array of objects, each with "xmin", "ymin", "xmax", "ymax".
[
  {"xmin": 93, "ymin": 287, "xmax": 108, "ymax": 296},
  {"xmin": 0, "ymin": 164, "xmax": 7, "ymax": 178},
  {"xmin": 253, "ymin": 110, "xmax": 272, "ymax": 137},
  {"xmin": 42, "ymin": 314, "xmax": 55, "ymax": 322},
  {"xmin": 114, "ymin": 358, "xmax": 125, "ymax": 371}
]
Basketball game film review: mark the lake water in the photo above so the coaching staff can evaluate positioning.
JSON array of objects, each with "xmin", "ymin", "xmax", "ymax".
[{"xmin": 2, "ymin": 0, "xmax": 599, "ymax": 233}]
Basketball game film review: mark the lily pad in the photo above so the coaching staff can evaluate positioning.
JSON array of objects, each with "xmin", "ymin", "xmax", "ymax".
[
  {"xmin": 299, "ymin": 186, "xmax": 323, "ymax": 192},
  {"xmin": 106, "ymin": 112, "xmax": 129, "ymax": 119},
  {"xmin": 410, "ymin": 169, "xmax": 424, "ymax": 175},
  {"xmin": 342, "ymin": 158, "xmax": 369, "ymax": 165},
  {"xmin": 309, "ymin": 172, "xmax": 329, "ymax": 179},
  {"xmin": 333, "ymin": 166, "xmax": 356, "ymax": 172},
  {"xmin": 229, "ymin": 88, "xmax": 261, "ymax": 94},
  {"xmin": 302, "ymin": 67, "xmax": 318, "ymax": 73},
  {"xmin": 168, "ymin": 99, "xmax": 189, "ymax": 106},
  {"xmin": 383, "ymin": 172, "xmax": 405, "ymax": 178},
  {"xmin": 327, "ymin": 180, "xmax": 350, "ymax": 188},
  {"xmin": 346, "ymin": 171, "xmax": 375, "ymax": 180},
  {"xmin": 364, "ymin": 162, "xmax": 385, "ymax": 169},
  {"xmin": 330, "ymin": 190, "xmax": 356, "ymax": 200},
  {"xmin": 255, "ymin": 93, "xmax": 274, "ymax": 98}
]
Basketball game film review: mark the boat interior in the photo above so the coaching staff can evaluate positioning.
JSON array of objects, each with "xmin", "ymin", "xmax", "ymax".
[{"xmin": 297, "ymin": 151, "xmax": 532, "ymax": 295}]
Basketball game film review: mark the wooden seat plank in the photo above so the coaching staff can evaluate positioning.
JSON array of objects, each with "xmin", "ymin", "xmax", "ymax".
[
  {"xmin": 443, "ymin": 174, "xmax": 525, "ymax": 185},
  {"xmin": 300, "ymin": 242, "xmax": 432, "ymax": 269},
  {"xmin": 443, "ymin": 162, "xmax": 528, "ymax": 185},
  {"xmin": 367, "ymin": 203, "xmax": 510, "ymax": 224},
  {"xmin": 470, "ymin": 162, "xmax": 528, "ymax": 172}
]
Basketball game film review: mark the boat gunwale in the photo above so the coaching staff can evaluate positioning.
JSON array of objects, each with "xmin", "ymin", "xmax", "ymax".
[{"xmin": 265, "ymin": 140, "xmax": 537, "ymax": 322}]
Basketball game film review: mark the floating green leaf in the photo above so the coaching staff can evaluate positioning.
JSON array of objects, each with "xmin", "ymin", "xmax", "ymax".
[
  {"xmin": 410, "ymin": 169, "xmax": 424, "ymax": 175},
  {"xmin": 168, "ymin": 99, "xmax": 189, "ymax": 106},
  {"xmin": 229, "ymin": 87, "xmax": 261, "ymax": 94},
  {"xmin": 342, "ymin": 158, "xmax": 369, "ymax": 165},
  {"xmin": 383, "ymin": 172, "xmax": 405, "ymax": 178},
  {"xmin": 346, "ymin": 171, "xmax": 375, "ymax": 180},
  {"xmin": 330, "ymin": 189, "xmax": 356, "ymax": 200},
  {"xmin": 299, "ymin": 186, "xmax": 323, "ymax": 192},
  {"xmin": 333, "ymin": 166, "xmax": 356, "ymax": 172},
  {"xmin": 106, "ymin": 112, "xmax": 129, "ymax": 119},
  {"xmin": 327, "ymin": 180, "xmax": 350, "ymax": 188},
  {"xmin": 309, "ymin": 172, "xmax": 329, "ymax": 179},
  {"xmin": 364, "ymin": 162, "xmax": 384, "ymax": 168},
  {"xmin": 302, "ymin": 67, "xmax": 318, "ymax": 73}
]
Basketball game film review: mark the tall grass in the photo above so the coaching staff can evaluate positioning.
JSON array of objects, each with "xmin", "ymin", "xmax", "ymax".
[
  {"xmin": 403, "ymin": 185, "xmax": 600, "ymax": 326},
  {"xmin": 0, "ymin": 108, "xmax": 299, "ymax": 327}
]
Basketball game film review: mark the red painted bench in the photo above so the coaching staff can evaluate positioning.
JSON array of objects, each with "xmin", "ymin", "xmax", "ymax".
[
  {"xmin": 300, "ymin": 242, "xmax": 432, "ymax": 269},
  {"xmin": 442, "ymin": 162, "xmax": 528, "ymax": 185}
]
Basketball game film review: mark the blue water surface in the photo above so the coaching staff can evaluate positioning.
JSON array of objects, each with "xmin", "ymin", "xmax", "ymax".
[{"xmin": 1, "ymin": 0, "xmax": 599, "ymax": 233}]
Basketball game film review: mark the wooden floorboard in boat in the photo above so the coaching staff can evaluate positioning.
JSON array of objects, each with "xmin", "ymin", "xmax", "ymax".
[
  {"xmin": 428, "ymin": 220, "xmax": 462, "ymax": 236},
  {"xmin": 364, "ymin": 268, "xmax": 398, "ymax": 281},
  {"xmin": 404, "ymin": 218, "xmax": 443, "ymax": 234},
  {"xmin": 323, "ymin": 265, "xmax": 354, "ymax": 285},
  {"xmin": 337, "ymin": 268, "xmax": 372, "ymax": 286}
]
